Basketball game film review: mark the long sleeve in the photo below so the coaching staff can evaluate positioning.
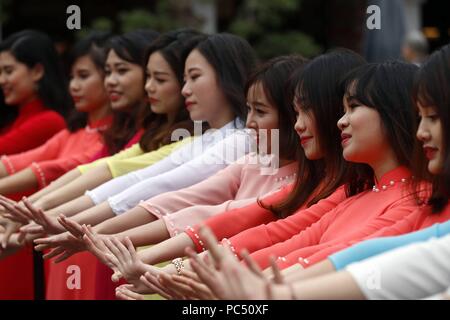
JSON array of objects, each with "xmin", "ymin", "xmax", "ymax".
[
  {"xmin": 226, "ymin": 186, "xmax": 347, "ymax": 258},
  {"xmin": 139, "ymin": 160, "xmax": 244, "ymax": 218},
  {"xmin": 1, "ymin": 130, "xmax": 68, "ymax": 174},
  {"xmin": 346, "ymin": 234, "xmax": 450, "ymax": 299},
  {"xmin": 260, "ymin": 194, "xmax": 423, "ymax": 269},
  {"xmin": 107, "ymin": 131, "xmax": 250, "ymax": 214},
  {"xmin": 0, "ymin": 111, "xmax": 66, "ymax": 155},
  {"xmin": 186, "ymin": 184, "xmax": 294, "ymax": 253},
  {"xmin": 329, "ymin": 220, "xmax": 450, "ymax": 271},
  {"xmin": 107, "ymin": 138, "xmax": 192, "ymax": 177},
  {"xmin": 77, "ymin": 143, "xmax": 144, "ymax": 174}
]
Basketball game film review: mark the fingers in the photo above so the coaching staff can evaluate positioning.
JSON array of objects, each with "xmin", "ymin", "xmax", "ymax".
[
  {"xmin": 42, "ymin": 246, "xmax": 65, "ymax": 260},
  {"xmin": 140, "ymin": 272, "xmax": 171, "ymax": 299},
  {"xmin": 123, "ymin": 236, "xmax": 137, "ymax": 260},
  {"xmin": 241, "ymin": 249, "xmax": 264, "ymax": 278},
  {"xmin": 58, "ymin": 216, "xmax": 83, "ymax": 238},
  {"xmin": 115, "ymin": 286, "xmax": 144, "ymax": 300},
  {"xmin": 269, "ymin": 256, "xmax": 284, "ymax": 284},
  {"xmin": 198, "ymin": 226, "xmax": 223, "ymax": 264},
  {"xmin": 20, "ymin": 224, "xmax": 45, "ymax": 234},
  {"xmin": 0, "ymin": 200, "xmax": 30, "ymax": 223}
]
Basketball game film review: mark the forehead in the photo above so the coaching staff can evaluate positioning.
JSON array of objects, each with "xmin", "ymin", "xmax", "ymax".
[
  {"xmin": 0, "ymin": 51, "xmax": 19, "ymax": 65},
  {"xmin": 148, "ymin": 51, "xmax": 169, "ymax": 68},
  {"xmin": 105, "ymin": 50, "xmax": 129, "ymax": 64},
  {"xmin": 185, "ymin": 49, "xmax": 211, "ymax": 71},
  {"xmin": 72, "ymin": 55, "xmax": 96, "ymax": 69}
]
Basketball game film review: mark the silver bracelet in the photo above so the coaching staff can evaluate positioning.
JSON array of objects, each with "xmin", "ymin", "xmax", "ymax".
[{"xmin": 172, "ymin": 258, "xmax": 185, "ymax": 275}]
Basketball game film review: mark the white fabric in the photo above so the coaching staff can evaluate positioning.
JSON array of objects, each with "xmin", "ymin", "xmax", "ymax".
[
  {"xmin": 86, "ymin": 119, "xmax": 251, "ymax": 214},
  {"xmin": 346, "ymin": 234, "xmax": 450, "ymax": 300}
]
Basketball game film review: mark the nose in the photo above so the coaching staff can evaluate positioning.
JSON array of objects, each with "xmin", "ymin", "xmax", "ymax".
[
  {"xmin": 104, "ymin": 73, "xmax": 118, "ymax": 88},
  {"xmin": 69, "ymin": 78, "xmax": 80, "ymax": 92},
  {"xmin": 416, "ymin": 119, "xmax": 430, "ymax": 142},
  {"xmin": 181, "ymin": 81, "xmax": 191, "ymax": 98},
  {"xmin": 246, "ymin": 110, "xmax": 258, "ymax": 130},
  {"xmin": 337, "ymin": 113, "xmax": 349, "ymax": 131},
  {"xmin": 294, "ymin": 114, "xmax": 306, "ymax": 134},
  {"xmin": 145, "ymin": 77, "xmax": 155, "ymax": 95}
]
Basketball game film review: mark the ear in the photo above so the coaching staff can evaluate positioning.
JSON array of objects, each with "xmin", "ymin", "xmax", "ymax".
[{"xmin": 30, "ymin": 63, "xmax": 44, "ymax": 83}]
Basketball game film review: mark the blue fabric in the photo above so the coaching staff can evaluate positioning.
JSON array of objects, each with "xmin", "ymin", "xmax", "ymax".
[{"xmin": 329, "ymin": 220, "xmax": 450, "ymax": 270}]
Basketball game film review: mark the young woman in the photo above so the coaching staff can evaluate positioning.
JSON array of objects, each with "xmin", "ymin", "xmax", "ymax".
[
  {"xmin": 35, "ymin": 55, "xmax": 311, "ymax": 268},
  {"xmin": 102, "ymin": 60, "xmax": 429, "ymax": 299},
  {"xmin": 0, "ymin": 30, "xmax": 69, "ymax": 155},
  {"xmin": 179, "ymin": 44, "xmax": 450, "ymax": 300},
  {"xmin": 0, "ymin": 31, "xmax": 114, "ymax": 300},
  {"xmin": 67, "ymin": 50, "xmax": 366, "ymax": 294}
]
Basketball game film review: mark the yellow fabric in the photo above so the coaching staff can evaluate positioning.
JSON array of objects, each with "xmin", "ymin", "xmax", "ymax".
[
  {"xmin": 77, "ymin": 138, "xmax": 192, "ymax": 178},
  {"xmin": 77, "ymin": 143, "xmax": 143, "ymax": 174},
  {"xmin": 108, "ymin": 137, "xmax": 192, "ymax": 178}
]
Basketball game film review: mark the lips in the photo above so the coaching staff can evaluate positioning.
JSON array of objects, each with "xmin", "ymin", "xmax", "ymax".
[
  {"xmin": 341, "ymin": 133, "xmax": 352, "ymax": 146},
  {"xmin": 72, "ymin": 96, "xmax": 82, "ymax": 103},
  {"xmin": 300, "ymin": 136, "xmax": 312, "ymax": 145},
  {"xmin": 423, "ymin": 146, "xmax": 438, "ymax": 160},
  {"xmin": 149, "ymin": 97, "xmax": 159, "ymax": 105},
  {"xmin": 109, "ymin": 91, "xmax": 122, "ymax": 102},
  {"xmin": 185, "ymin": 101, "xmax": 195, "ymax": 109}
]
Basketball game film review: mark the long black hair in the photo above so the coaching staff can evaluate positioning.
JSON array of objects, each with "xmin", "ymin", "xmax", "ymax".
[
  {"xmin": 102, "ymin": 29, "xmax": 159, "ymax": 155},
  {"xmin": 193, "ymin": 33, "xmax": 257, "ymax": 125},
  {"xmin": 139, "ymin": 29, "xmax": 206, "ymax": 152},
  {"xmin": 0, "ymin": 30, "xmax": 72, "ymax": 128},
  {"xmin": 65, "ymin": 31, "xmax": 112, "ymax": 132},
  {"xmin": 265, "ymin": 49, "xmax": 366, "ymax": 218},
  {"xmin": 413, "ymin": 44, "xmax": 450, "ymax": 213},
  {"xmin": 342, "ymin": 61, "xmax": 420, "ymax": 197}
]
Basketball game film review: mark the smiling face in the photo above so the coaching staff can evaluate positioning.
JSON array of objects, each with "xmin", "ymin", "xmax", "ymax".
[
  {"xmin": 0, "ymin": 51, "xmax": 42, "ymax": 106},
  {"xmin": 104, "ymin": 50, "xmax": 145, "ymax": 111},
  {"xmin": 293, "ymin": 101, "xmax": 323, "ymax": 160},
  {"xmin": 337, "ymin": 93, "xmax": 392, "ymax": 165},
  {"xmin": 181, "ymin": 49, "xmax": 233, "ymax": 128},
  {"xmin": 416, "ymin": 102, "xmax": 444, "ymax": 175},
  {"xmin": 144, "ymin": 51, "xmax": 183, "ymax": 118},
  {"xmin": 69, "ymin": 55, "xmax": 109, "ymax": 112},
  {"xmin": 245, "ymin": 82, "xmax": 279, "ymax": 154}
]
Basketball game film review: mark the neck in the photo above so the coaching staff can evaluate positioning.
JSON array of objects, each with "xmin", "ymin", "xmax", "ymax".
[
  {"xmin": 19, "ymin": 94, "xmax": 39, "ymax": 110},
  {"xmin": 88, "ymin": 102, "xmax": 112, "ymax": 124},
  {"xmin": 370, "ymin": 150, "xmax": 400, "ymax": 182},
  {"xmin": 207, "ymin": 106, "xmax": 235, "ymax": 129}
]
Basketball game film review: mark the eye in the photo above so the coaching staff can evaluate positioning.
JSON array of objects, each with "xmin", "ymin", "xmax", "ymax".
[
  {"xmin": 256, "ymin": 108, "xmax": 267, "ymax": 115},
  {"xmin": 117, "ymin": 68, "xmax": 128, "ymax": 75}
]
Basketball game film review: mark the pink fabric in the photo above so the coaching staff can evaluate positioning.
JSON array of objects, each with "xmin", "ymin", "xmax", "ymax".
[
  {"xmin": 1, "ymin": 117, "xmax": 111, "ymax": 188},
  {"xmin": 139, "ymin": 154, "xmax": 298, "ymax": 236}
]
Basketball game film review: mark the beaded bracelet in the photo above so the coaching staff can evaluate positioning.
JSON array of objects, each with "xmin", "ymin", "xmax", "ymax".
[{"xmin": 172, "ymin": 258, "xmax": 185, "ymax": 275}]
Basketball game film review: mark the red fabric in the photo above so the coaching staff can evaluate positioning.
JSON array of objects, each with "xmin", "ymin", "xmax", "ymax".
[
  {"xmin": 239, "ymin": 167, "xmax": 428, "ymax": 269},
  {"xmin": 1, "ymin": 116, "xmax": 112, "ymax": 189},
  {"xmin": 0, "ymin": 246, "xmax": 34, "ymax": 300},
  {"xmin": 186, "ymin": 184, "xmax": 346, "ymax": 253},
  {"xmin": 0, "ymin": 99, "xmax": 66, "ymax": 155},
  {"xmin": 88, "ymin": 129, "xmax": 144, "ymax": 162},
  {"xmin": 44, "ymin": 129, "xmax": 144, "ymax": 300}
]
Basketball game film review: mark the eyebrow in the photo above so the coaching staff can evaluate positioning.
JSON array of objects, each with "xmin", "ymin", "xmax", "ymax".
[
  {"xmin": 187, "ymin": 67, "xmax": 201, "ymax": 73},
  {"xmin": 248, "ymin": 100, "xmax": 271, "ymax": 108},
  {"xmin": 152, "ymin": 70, "xmax": 170, "ymax": 76}
]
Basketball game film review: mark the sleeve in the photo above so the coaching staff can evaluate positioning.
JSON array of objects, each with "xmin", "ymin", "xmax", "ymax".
[
  {"xmin": 329, "ymin": 221, "xmax": 450, "ymax": 270},
  {"xmin": 77, "ymin": 143, "xmax": 144, "ymax": 174},
  {"xmin": 106, "ymin": 132, "xmax": 250, "ymax": 214},
  {"xmin": 139, "ymin": 160, "xmax": 243, "ymax": 219},
  {"xmin": 1, "ymin": 130, "xmax": 67, "ymax": 174},
  {"xmin": 85, "ymin": 138, "xmax": 195, "ymax": 205},
  {"xmin": 276, "ymin": 199, "xmax": 425, "ymax": 269},
  {"xmin": 346, "ymin": 234, "xmax": 450, "ymax": 299},
  {"xmin": 107, "ymin": 138, "xmax": 192, "ymax": 177},
  {"xmin": 30, "ymin": 139, "xmax": 104, "ymax": 188},
  {"xmin": 185, "ymin": 185, "xmax": 294, "ymax": 253},
  {"xmin": 0, "ymin": 112, "xmax": 66, "ymax": 155},
  {"xmin": 226, "ymin": 187, "xmax": 347, "ymax": 258}
]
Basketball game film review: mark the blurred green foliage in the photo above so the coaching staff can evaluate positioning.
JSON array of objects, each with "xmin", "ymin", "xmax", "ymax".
[
  {"xmin": 228, "ymin": 0, "xmax": 322, "ymax": 59},
  {"xmin": 74, "ymin": 0, "xmax": 321, "ymax": 58}
]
